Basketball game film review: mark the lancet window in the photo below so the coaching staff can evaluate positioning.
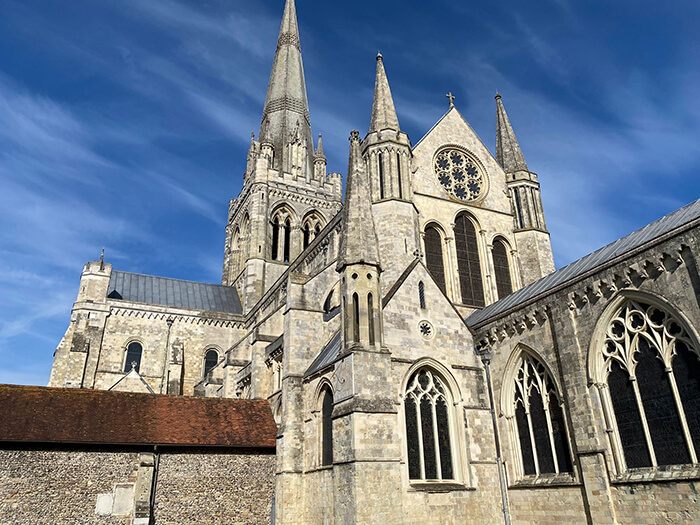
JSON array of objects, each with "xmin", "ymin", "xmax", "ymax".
[
  {"xmin": 124, "ymin": 341, "xmax": 143, "ymax": 373},
  {"xmin": 302, "ymin": 213, "xmax": 324, "ymax": 249},
  {"xmin": 320, "ymin": 385, "xmax": 334, "ymax": 466},
  {"xmin": 454, "ymin": 214, "xmax": 484, "ymax": 307},
  {"xmin": 424, "ymin": 226, "xmax": 447, "ymax": 294},
  {"xmin": 492, "ymin": 238, "xmax": 513, "ymax": 299},
  {"xmin": 509, "ymin": 351, "xmax": 573, "ymax": 476},
  {"xmin": 594, "ymin": 298, "xmax": 700, "ymax": 469},
  {"xmin": 404, "ymin": 368, "xmax": 455, "ymax": 481},
  {"xmin": 271, "ymin": 208, "xmax": 293, "ymax": 263},
  {"xmin": 203, "ymin": 349, "xmax": 219, "ymax": 378}
]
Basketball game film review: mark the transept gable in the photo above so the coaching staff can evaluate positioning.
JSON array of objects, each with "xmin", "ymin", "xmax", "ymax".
[{"xmin": 412, "ymin": 107, "xmax": 511, "ymax": 215}]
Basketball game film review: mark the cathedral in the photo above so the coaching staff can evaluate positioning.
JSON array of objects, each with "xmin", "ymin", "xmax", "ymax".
[{"xmin": 14, "ymin": 0, "xmax": 699, "ymax": 523}]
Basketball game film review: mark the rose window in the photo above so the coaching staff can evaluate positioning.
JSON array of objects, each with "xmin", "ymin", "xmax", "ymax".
[{"xmin": 434, "ymin": 147, "xmax": 486, "ymax": 202}]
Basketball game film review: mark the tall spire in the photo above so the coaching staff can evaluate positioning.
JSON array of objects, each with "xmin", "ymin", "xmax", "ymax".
[
  {"xmin": 369, "ymin": 54, "xmax": 400, "ymax": 132},
  {"xmin": 495, "ymin": 93, "xmax": 528, "ymax": 173},
  {"xmin": 259, "ymin": 0, "xmax": 313, "ymax": 175},
  {"xmin": 337, "ymin": 131, "xmax": 380, "ymax": 271}
]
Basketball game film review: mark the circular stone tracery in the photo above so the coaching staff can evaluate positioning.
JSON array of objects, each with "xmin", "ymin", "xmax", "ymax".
[{"xmin": 433, "ymin": 147, "xmax": 486, "ymax": 202}]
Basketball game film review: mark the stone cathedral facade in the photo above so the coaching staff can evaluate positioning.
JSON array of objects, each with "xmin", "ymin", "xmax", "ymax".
[{"xmin": 46, "ymin": 1, "xmax": 700, "ymax": 523}]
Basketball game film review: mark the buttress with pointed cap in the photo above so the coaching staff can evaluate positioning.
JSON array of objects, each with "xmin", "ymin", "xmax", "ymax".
[
  {"xmin": 259, "ymin": 0, "xmax": 314, "ymax": 175},
  {"xmin": 369, "ymin": 54, "xmax": 400, "ymax": 132},
  {"xmin": 337, "ymin": 131, "xmax": 381, "ymax": 271},
  {"xmin": 495, "ymin": 94, "xmax": 528, "ymax": 173}
]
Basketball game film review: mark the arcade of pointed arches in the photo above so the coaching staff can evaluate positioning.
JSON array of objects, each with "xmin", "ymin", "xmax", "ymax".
[{"xmin": 421, "ymin": 215, "xmax": 519, "ymax": 308}]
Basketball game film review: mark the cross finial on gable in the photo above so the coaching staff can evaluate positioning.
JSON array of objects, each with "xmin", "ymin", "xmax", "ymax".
[{"xmin": 446, "ymin": 92, "xmax": 455, "ymax": 107}]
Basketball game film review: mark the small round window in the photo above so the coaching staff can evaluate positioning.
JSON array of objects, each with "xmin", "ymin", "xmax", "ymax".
[{"xmin": 433, "ymin": 147, "xmax": 487, "ymax": 202}]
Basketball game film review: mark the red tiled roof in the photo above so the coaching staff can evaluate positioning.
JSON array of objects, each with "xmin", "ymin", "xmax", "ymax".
[{"xmin": 0, "ymin": 385, "xmax": 276, "ymax": 449}]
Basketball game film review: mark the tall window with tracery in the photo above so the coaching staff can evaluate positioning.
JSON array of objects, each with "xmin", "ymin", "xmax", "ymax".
[
  {"xmin": 404, "ymin": 368, "xmax": 454, "ymax": 481},
  {"xmin": 320, "ymin": 386, "xmax": 334, "ymax": 466},
  {"xmin": 510, "ymin": 351, "xmax": 573, "ymax": 476},
  {"xmin": 271, "ymin": 210, "xmax": 293, "ymax": 262},
  {"xmin": 595, "ymin": 299, "xmax": 700, "ymax": 469},
  {"xmin": 454, "ymin": 214, "xmax": 484, "ymax": 307},
  {"xmin": 424, "ymin": 226, "xmax": 446, "ymax": 294},
  {"xmin": 492, "ymin": 239, "xmax": 513, "ymax": 299}
]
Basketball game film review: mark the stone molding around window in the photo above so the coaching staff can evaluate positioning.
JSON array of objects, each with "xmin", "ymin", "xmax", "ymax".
[{"xmin": 588, "ymin": 291, "xmax": 700, "ymax": 476}]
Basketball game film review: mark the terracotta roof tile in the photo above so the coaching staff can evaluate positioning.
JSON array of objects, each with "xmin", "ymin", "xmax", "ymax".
[{"xmin": 0, "ymin": 385, "xmax": 276, "ymax": 449}]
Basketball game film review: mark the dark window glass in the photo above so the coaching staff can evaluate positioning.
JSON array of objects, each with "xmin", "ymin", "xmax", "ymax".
[
  {"xmin": 636, "ymin": 338, "xmax": 690, "ymax": 465},
  {"xmin": 204, "ymin": 349, "xmax": 218, "ymax": 378},
  {"xmin": 673, "ymin": 341, "xmax": 700, "ymax": 456},
  {"xmin": 549, "ymin": 393, "xmax": 573, "ymax": 473},
  {"xmin": 608, "ymin": 361, "xmax": 651, "ymax": 468},
  {"xmin": 436, "ymin": 397, "xmax": 453, "ymax": 479},
  {"xmin": 424, "ymin": 227, "xmax": 446, "ymax": 294},
  {"xmin": 492, "ymin": 240, "xmax": 513, "ymax": 299},
  {"xmin": 397, "ymin": 153, "xmax": 403, "ymax": 199},
  {"xmin": 378, "ymin": 153, "xmax": 385, "ymax": 199},
  {"xmin": 322, "ymin": 388, "xmax": 334, "ymax": 466},
  {"xmin": 516, "ymin": 400, "xmax": 535, "ymax": 475},
  {"xmin": 352, "ymin": 293, "xmax": 360, "ymax": 343},
  {"xmin": 124, "ymin": 342, "xmax": 142, "ymax": 373},
  {"xmin": 454, "ymin": 215, "xmax": 484, "ymax": 307},
  {"xmin": 405, "ymin": 396, "xmax": 421, "ymax": 479},
  {"xmin": 271, "ymin": 217, "xmax": 279, "ymax": 261},
  {"xmin": 420, "ymin": 397, "xmax": 437, "ymax": 479},
  {"xmin": 419, "ymin": 281, "xmax": 426, "ymax": 309},
  {"xmin": 367, "ymin": 293, "xmax": 375, "ymax": 345},
  {"xmin": 283, "ymin": 218, "xmax": 291, "ymax": 262},
  {"xmin": 513, "ymin": 188, "xmax": 524, "ymax": 229},
  {"xmin": 315, "ymin": 223, "xmax": 320, "ymax": 234},
  {"xmin": 303, "ymin": 224, "xmax": 310, "ymax": 249},
  {"xmin": 529, "ymin": 387, "xmax": 555, "ymax": 474}
]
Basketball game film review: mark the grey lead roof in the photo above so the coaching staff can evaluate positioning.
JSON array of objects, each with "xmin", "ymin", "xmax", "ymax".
[
  {"xmin": 306, "ymin": 330, "xmax": 341, "ymax": 377},
  {"xmin": 467, "ymin": 198, "xmax": 700, "ymax": 327},
  {"xmin": 108, "ymin": 271, "xmax": 242, "ymax": 315}
]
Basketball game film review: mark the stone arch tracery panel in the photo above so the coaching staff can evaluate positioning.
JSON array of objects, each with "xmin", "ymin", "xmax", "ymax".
[
  {"xmin": 589, "ymin": 292, "xmax": 700, "ymax": 471},
  {"xmin": 302, "ymin": 210, "xmax": 325, "ymax": 249},
  {"xmin": 423, "ymin": 223, "xmax": 447, "ymax": 295},
  {"xmin": 492, "ymin": 236, "xmax": 513, "ymax": 300},
  {"xmin": 501, "ymin": 345, "xmax": 573, "ymax": 478},
  {"xmin": 270, "ymin": 205, "xmax": 296, "ymax": 262}
]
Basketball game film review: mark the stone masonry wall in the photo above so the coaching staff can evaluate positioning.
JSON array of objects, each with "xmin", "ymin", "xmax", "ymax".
[
  {"xmin": 0, "ymin": 448, "xmax": 138, "ymax": 525},
  {"xmin": 153, "ymin": 451, "xmax": 275, "ymax": 525}
]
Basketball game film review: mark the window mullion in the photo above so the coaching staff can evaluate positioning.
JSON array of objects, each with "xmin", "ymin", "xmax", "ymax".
[
  {"xmin": 431, "ymin": 396, "xmax": 442, "ymax": 480},
  {"xmin": 525, "ymin": 408, "xmax": 540, "ymax": 475},
  {"xmin": 543, "ymin": 398, "xmax": 560, "ymax": 474},
  {"xmin": 631, "ymin": 378, "xmax": 657, "ymax": 467},
  {"xmin": 666, "ymin": 367, "xmax": 698, "ymax": 463}
]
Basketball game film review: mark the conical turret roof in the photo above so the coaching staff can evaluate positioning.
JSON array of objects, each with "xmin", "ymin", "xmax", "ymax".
[
  {"xmin": 337, "ymin": 131, "xmax": 380, "ymax": 271},
  {"xmin": 369, "ymin": 54, "xmax": 400, "ymax": 132},
  {"xmin": 259, "ymin": 0, "xmax": 313, "ymax": 175},
  {"xmin": 496, "ymin": 94, "xmax": 528, "ymax": 173}
]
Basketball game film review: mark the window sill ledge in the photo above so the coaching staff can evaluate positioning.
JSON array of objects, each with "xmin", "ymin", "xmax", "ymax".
[
  {"xmin": 611, "ymin": 464, "xmax": 700, "ymax": 484},
  {"xmin": 408, "ymin": 481, "xmax": 474, "ymax": 493},
  {"xmin": 510, "ymin": 473, "xmax": 579, "ymax": 489}
]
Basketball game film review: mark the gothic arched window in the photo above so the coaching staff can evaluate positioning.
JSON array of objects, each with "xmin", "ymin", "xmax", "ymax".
[
  {"xmin": 404, "ymin": 367, "xmax": 455, "ymax": 481},
  {"xmin": 320, "ymin": 386, "xmax": 334, "ymax": 466},
  {"xmin": 283, "ymin": 218, "xmax": 291, "ymax": 262},
  {"xmin": 124, "ymin": 341, "xmax": 143, "ymax": 373},
  {"xmin": 454, "ymin": 214, "xmax": 484, "ymax": 307},
  {"xmin": 508, "ymin": 350, "xmax": 573, "ymax": 476},
  {"xmin": 271, "ymin": 216, "xmax": 280, "ymax": 261},
  {"xmin": 302, "ymin": 213, "xmax": 324, "ymax": 249},
  {"xmin": 271, "ymin": 208, "xmax": 294, "ymax": 262},
  {"xmin": 203, "ymin": 349, "xmax": 219, "ymax": 378},
  {"xmin": 424, "ymin": 226, "xmax": 446, "ymax": 294},
  {"xmin": 594, "ymin": 298, "xmax": 700, "ymax": 470},
  {"xmin": 492, "ymin": 238, "xmax": 513, "ymax": 299}
]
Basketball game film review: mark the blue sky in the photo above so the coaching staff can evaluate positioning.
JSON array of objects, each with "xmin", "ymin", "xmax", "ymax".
[{"xmin": 1, "ymin": 0, "xmax": 700, "ymax": 386}]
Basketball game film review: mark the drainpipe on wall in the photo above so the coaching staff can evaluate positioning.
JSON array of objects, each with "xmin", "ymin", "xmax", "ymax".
[
  {"xmin": 476, "ymin": 342, "xmax": 512, "ymax": 525},
  {"xmin": 160, "ymin": 318, "xmax": 174, "ymax": 394}
]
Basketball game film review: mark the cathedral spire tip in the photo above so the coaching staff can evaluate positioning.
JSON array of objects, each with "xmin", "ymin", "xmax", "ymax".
[
  {"xmin": 496, "ymin": 94, "xmax": 528, "ymax": 173},
  {"xmin": 369, "ymin": 55, "xmax": 400, "ymax": 133}
]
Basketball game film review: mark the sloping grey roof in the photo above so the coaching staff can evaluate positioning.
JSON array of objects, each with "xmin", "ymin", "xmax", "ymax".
[
  {"xmin": 305, "ymin": 330, "xmax": 341, "ymax": 377},
  {"xmin": 467, "ymin": 198, "xmax": 700, "ymax": 327},
  {"xmin": 108, "ymin": 271, "xmax": 242, "ymax": 315}
]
